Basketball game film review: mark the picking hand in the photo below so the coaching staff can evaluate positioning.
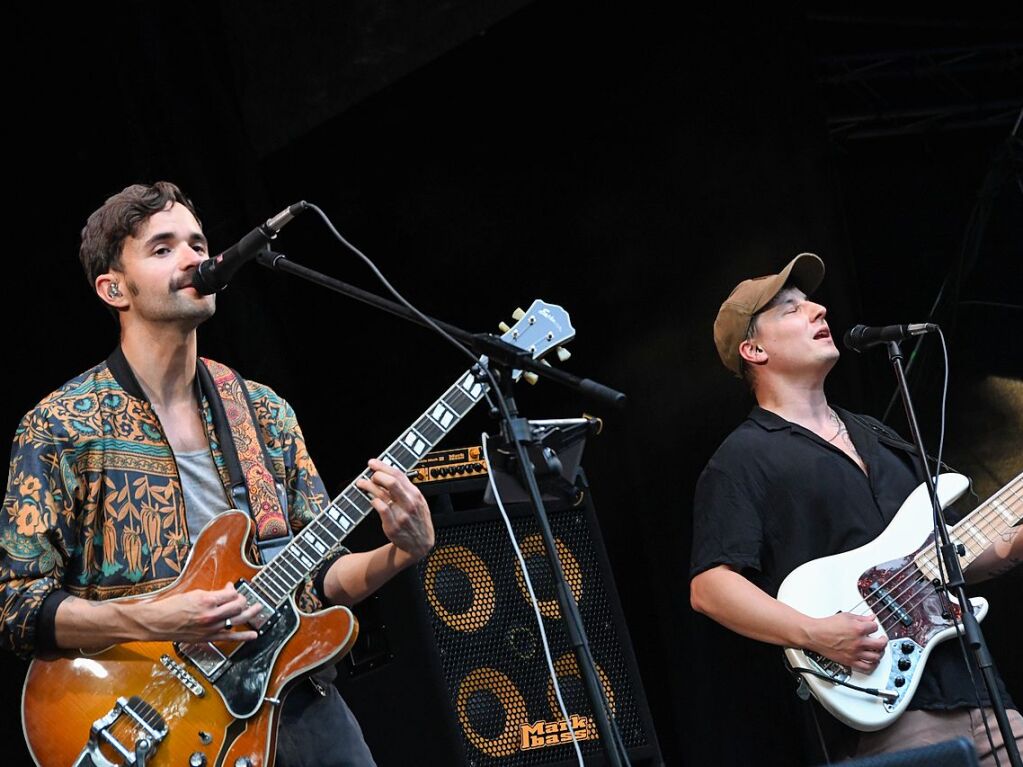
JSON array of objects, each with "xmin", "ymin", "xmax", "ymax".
[
  {"xmin": 140, "ymin": 582, "xmax": 263, "ymax": 643},
  {"xmin": 805, "ymin": 612, "xmax": 887, "ymax": 673}
]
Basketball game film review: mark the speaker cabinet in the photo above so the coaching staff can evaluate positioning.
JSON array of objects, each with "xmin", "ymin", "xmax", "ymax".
[{"xmin": 335, "ymin": 474, "xmax": 662, "ymax": 766}]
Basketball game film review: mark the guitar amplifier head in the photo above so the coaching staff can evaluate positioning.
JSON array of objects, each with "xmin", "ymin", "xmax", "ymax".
[{"xmin": 407, "ymin": 446, "xmax": 489, "ymax": 485}]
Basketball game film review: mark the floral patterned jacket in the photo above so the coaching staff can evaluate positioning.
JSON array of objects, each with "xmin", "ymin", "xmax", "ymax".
[{"xmin": 1, "ymin": 348, "xmax": 337, "ymax": 657}]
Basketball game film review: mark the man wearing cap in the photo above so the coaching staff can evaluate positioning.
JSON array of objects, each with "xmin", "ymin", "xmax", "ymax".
[{"xmin": 688, "ymin": 254, "xmax": 1021, "ymax": 763}]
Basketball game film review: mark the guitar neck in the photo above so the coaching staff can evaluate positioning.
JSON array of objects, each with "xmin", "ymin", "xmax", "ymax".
[
  {"xmin": 251, "ymin": 368, "xmax": 489, "ymax": 606},
  {"xmin": 915, "ymin": 471, "xmax": 1023, "ymax": 579}
]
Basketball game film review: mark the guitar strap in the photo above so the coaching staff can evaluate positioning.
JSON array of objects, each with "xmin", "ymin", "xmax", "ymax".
[
  {"xmin": 198, "ymin": 358, "xmax": 293, "ymax": 563},
  {"xmin": 846, "ymin": 412, "xmax": 960, "ymax": 482}
]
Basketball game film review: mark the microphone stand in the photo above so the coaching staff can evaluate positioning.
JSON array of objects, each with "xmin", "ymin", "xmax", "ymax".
[
  {"xmin": 886, "ymin": 341, "xmax": 1021, "ymax": 767},
  {"xmin": 487, "ymin": 370, "xmax": 632, "ymax": 766},
  {"xmin": 257, "ymin": 249, "xmax": 632, "ymax": 765}
]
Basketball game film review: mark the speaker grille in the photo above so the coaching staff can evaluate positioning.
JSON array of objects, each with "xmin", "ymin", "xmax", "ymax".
[{"xmin": 419, "ymin": 505, "xmax": 650, "ymax": 765}]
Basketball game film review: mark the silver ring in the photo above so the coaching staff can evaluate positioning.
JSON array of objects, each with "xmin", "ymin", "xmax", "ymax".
[{"xmin": 224, "ymin": 618, "xmax": 233, "ymax": 630}]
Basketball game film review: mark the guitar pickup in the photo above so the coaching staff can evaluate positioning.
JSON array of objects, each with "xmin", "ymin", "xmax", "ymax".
[
  {"xmin": 175, "ymin": 641, "xmax": 228, "ymax": 681},
  {"xmin": 869, "ymin": 581, "xmax": 913, "ymax": 627},
  {"xmin": 236, "ymin": 579, "xmax": 275, "ymax": 630}
]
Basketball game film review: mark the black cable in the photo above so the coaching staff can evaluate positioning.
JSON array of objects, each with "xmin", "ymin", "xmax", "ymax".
[
  {"xmin": 305, "ymin": 204, "xmax": 487, "ymax": 376},
  {"xmin": 787, "ymin": 666, "xmax": 898, "ymax": 702},
  {"xmin": 881, "ymin": 125, "xmax": 1022, "ymax": 423},
  {"xmin": 808, "ymin": 700, "xmax": 833, "ymax": 766},
  {"xmin": 923, "ymin": 329, "xmax": 1003, "ymax": 765},
  {"xmin": 305, "ymin": 203, "xmax": 634, "ymax": 765},
  {"xmin": 953, "ymin": 621, "xmax": 1004, "ymax": 767}
]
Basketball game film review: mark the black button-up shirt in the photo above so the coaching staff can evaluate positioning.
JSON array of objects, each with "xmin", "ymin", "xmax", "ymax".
[{"xmin": 691, "ymin": 405, "xmax": 1011, "ymax": 712}]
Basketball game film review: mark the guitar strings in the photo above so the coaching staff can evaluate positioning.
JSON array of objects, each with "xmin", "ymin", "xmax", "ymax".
[
  {"xmin": 813, "ymin": 478, "xmax": 1022, "ymax": 639},
  {"xmin": 830, "ymin": 483, "xmax": 1015, "ymax": 627},
  {"xmin": 868, "ymin": 482, "xmax": 1022, "ymax": 626},
  {"xmin": 804, "ymin": 477, "xmax": 1021, "ymax": 681},
  {"xmin": 251, "ymin": 372, "xmax": 499, "ymax": 606},
  {"xmin": 879, "ymin": 482, "xmax": 1023, "ymax": 625},
  {"xmin": 859, "ymin": 489, "xmax": 1020, "ymax": 631}
]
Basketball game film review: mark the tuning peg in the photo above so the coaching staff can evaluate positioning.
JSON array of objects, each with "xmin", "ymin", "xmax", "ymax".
[
  {"xmin": 540, "ymin": 359, "xmax": 551, "ymax": 367},
  {"xmin": 498, "ymin": 322, "xmax": 511, "ymax": 333},
  {"xmin": 512, "ymin": 308, "xmax": 525, "ymax": 321},
  {"xmin": 556, "ymin": 347, "xmax": 572, "ymax": 362},
  {"xmin": 523, "ymin": 372, "xmax": 538, "ymax": 385}
]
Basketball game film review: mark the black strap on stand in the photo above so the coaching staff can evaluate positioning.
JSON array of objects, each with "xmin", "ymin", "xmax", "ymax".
[{"xmin": 886, "ymin": 340, "xmax": 1021, "ymax": 767}]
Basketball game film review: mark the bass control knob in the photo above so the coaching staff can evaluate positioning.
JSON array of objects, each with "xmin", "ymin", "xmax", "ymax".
[
  {"xmin": 234, "ymin": 759, "xmax": 254, "ymax": 767},
  {"xmin": 189, "ymin": 754, "xmax": 207, "ymax": 767},
  {"xmin": 897, "ymin": 658, "xmax": 912, "ymax": 671},
  {"xmin": 900, "ymin": 641, "xmax": 914, "ymax": 654}
]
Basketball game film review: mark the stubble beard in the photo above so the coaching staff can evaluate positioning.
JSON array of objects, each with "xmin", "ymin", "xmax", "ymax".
[{"xmin": 127, "ymin": 278, "xmax": 217, "ymax": 329}]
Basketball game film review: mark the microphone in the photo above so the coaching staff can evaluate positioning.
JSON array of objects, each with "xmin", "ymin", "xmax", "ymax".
[
  {"xmin": 191, "ymin": 201, "xmax": 309, "ymax": 294},
  {"xmin": 843, "ymin": 323, "xmax": 938, "ymax": 352}
]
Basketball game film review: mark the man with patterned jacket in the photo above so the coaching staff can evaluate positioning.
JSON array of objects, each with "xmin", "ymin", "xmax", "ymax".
[{"xmin": 1, "ymin": 181, "xmax": 435, "ymax": 765}]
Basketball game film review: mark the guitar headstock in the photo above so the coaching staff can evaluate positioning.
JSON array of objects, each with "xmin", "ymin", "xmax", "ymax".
[{"xmin": 498, "ymin": 299, "xmax": 575, "ymax": 383}]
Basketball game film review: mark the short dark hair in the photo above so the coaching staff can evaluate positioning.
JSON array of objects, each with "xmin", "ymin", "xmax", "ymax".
[{"xmin": 79, "ymin": 181, "xmax": 201, "ymax": 291}]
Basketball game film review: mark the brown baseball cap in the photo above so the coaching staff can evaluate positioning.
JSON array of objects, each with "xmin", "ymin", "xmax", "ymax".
[{"xmin": 713, "ymin": 253, "xmax": 825, "ymax": 375}]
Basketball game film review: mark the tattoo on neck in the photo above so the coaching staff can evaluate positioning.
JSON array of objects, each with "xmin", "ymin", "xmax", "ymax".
[{"xmin": 827, "ymin": 410, "xmax": 852, "ymax": 446}]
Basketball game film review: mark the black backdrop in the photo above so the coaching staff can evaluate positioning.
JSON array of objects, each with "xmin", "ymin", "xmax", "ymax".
[{"xmin": 6, "ymin": 3, "xmax": 1021, "ymax": 765}]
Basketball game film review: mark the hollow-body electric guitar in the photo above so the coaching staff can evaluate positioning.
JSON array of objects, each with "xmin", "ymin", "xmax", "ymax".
[
  {"xmin": 777, "ymin": 470, "xmax": 1021, "ymax": 731},
  {"xmin": 22, "ymin": 300, "xmax": 575, "ymax": 767}
]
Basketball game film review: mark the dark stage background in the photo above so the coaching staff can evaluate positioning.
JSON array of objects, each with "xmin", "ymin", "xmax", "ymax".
[{"xmin": 6, "ymin": 4, "xmax": 1021, "ymax": 765}]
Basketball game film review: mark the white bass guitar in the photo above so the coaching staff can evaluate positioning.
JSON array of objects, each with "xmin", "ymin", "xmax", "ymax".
[{"xmin": 777, "ymin": 471, "xmax": 1021, "ymax": 731}]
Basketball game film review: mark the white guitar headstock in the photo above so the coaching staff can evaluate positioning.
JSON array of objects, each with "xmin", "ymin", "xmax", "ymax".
[{"xmin": 497, "ymin": 299, "xmax": 575, "ymax": 383}]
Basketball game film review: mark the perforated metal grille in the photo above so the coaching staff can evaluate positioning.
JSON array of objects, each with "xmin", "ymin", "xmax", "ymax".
[{"xmin": 418, "ymin": 507, "xmax": 648, "ymax": 765}]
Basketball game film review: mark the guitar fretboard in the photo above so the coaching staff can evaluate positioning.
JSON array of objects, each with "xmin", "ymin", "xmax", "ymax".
[
  {"xmin": 249, "ymin": 369, "xmax": 489, "ymax": 607},
  {"xmin": 914, "ymin": 471, "xmax": 1022, "ymax": 581}
]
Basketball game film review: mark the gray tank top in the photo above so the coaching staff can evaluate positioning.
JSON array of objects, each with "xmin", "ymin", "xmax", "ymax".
[{"xmin": 175, "ymin": 448, "xmax": 231, "ymax": 543}]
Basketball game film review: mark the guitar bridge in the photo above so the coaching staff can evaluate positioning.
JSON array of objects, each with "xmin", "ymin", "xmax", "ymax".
[
  {"xmin": 72, "ymin": 695, "xmax": 168, "ymax": 767},
  {"xmin": 160, "ymin": 654, "xmax": 205, "ymax": 697}
]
